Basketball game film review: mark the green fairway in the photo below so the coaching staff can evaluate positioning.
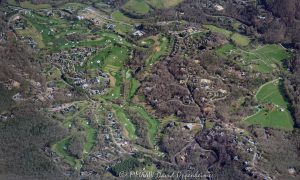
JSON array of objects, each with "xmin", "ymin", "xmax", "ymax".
[
  {"xmin": 129, "ymin": 78, "xmax": 140, "ymax": 99},
  {"xmin": 244, "ymin": 80, "xmax": 294, "ymax": 130},
  {"xmin": 123, "ymin": 0, "xmax": 151, "ymax": 15},
  {"xmin": 103, "ymin": 72, "xmax": 123, "ymax": 100},
  {"xmin": 83, "ymin": 122, "xmax": 97, "ymax": 154},
  {"xmin": 231, "ymin": 33, "xmax": 250, "ymax": 46},
  {"xmin": 131, "ymin": 106, "xmax": 160, "ymax": 145},
  {"xmin": 87, "ymin": 45, "xmax": 130, "ymax": 74},
  {"xmin": 54, "ymin": 137, "xmax": 81, "ymax": 170},
  {"xmin": 146, "ymin": 36, "xmax": 170, "ymax": 66},
  {"xmin": 113, "ymin": 105, "xmax": 138, "ymax": 140}
]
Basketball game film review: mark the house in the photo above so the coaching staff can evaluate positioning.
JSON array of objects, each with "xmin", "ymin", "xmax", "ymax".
[
  {"xmin": 185, "ymin": 123, "xmax": 194, "ymax": 130},
  {"xmin": 133, "ymin": 30, "xmax": 145, "ymax": 37},
  {"xmin": 106, "ymin": 24, "xmax": 116, "ymax": 30},
  {"xmin": 214, "ymin": 4, "xmax": 224, "ymax": 11}
]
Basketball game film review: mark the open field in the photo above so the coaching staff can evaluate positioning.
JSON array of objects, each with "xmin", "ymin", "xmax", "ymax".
[{"xmin": 244, "ymin": 80, "xmax": 294, "ymax": 130}]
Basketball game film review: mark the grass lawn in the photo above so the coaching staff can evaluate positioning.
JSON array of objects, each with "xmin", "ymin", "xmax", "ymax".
[
  {"xmin": 54, "ymin": 137, "xmax": 81, "ymax": 170},
  {"xmin": 231, "ymin": 33, "xmax": 250, "ymax": 46},
  {"xmin": 113, "ymin": 104, "xmax": 138, "ymax": 140},
  {"xmin": 123, "ymin": 0, "xmax": 151, "ymax": 15},
  {"xmin": 244, "ymin": 80, "xmax": 294, "ymax": 130}
]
